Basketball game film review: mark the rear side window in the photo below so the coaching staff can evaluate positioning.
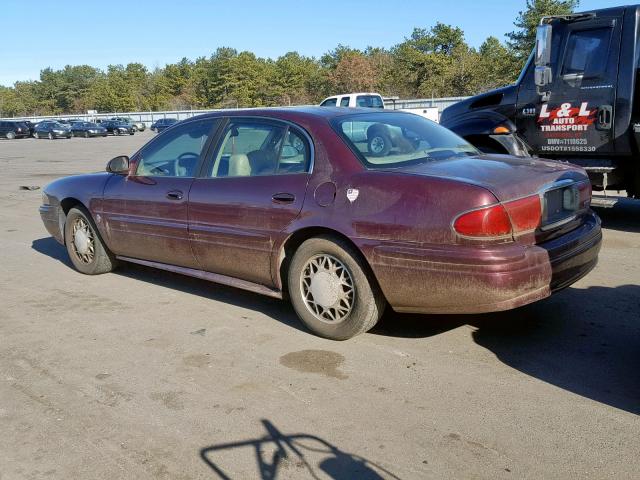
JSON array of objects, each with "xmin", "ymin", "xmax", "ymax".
[
  {"xmin": 209, "ymin": 121, "xmax": 311, "ymax": 177},
  {"xmin": 356, "ymin": 95, "xmax": 384, "ymax": 108},
  {"xmin": 340, "ymin": 97, "xmax": 350, "ymax": 107},
  {"xmin": 562, "ymin": 27, "xmax": 612, "ymax": 78},
  {"xmin": 320, "ymin": 98, "xmax": 337, "ymax": 107}
]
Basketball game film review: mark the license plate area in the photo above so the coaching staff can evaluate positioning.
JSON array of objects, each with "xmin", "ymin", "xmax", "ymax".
[{"xmin": 542, "ymin": 184, "xmax": 579, "ymax": 229}]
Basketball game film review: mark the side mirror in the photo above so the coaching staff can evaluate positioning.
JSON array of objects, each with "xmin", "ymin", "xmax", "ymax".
[
  {"xmin": 535, "ymin": 24, "xmax": 552, "ymax": 67},
  {"xmin": 534, "ymin": 24, "xmax": 553, "ymax": 97},
  {"xmin": 106, "ymin": 155, "xmax": 130, "ymax": 174}
]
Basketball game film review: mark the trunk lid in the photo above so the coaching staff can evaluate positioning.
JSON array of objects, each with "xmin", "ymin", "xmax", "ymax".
[
  {"xmin": 394, "ymin": 154, "xmax": 587, "ymax": 201},
  {"xmin": 393, "ymin": 154, "xmax": 591, "ymax": 241}
]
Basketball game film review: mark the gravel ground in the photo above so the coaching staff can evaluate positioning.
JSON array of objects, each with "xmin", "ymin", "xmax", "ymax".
[{"xmin": 1, "ymin": 133, "xmax": 639, "ymax": 480}]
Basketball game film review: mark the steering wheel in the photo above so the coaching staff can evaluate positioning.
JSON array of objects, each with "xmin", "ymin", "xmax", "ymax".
[{"xmin": 176, "ymin": 152, "xmax": 199, "ymax": 176}]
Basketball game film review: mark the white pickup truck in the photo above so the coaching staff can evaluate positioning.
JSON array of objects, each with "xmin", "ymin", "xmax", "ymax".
[{"xmin": 319, "ymin": 92, "xmax": 439, "ymax": 122}]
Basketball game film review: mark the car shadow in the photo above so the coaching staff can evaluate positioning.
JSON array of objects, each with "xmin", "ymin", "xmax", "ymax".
[
  {"xmin": 200, "ymin": 419, "xmax": 401, "ymax": 479},
  {"xmin": 32, "ymin": 237, "xmax": 640, "ymax": 414},
  {"xmin": 31, "ymin": 236, "xmax": 306, "ymax": 334},
  {"xmin": 31, "ymin": 237, "xmax": 73, "ymax": 268},
  {"xmin": 373, "ymin": 284, "xmax": 640, "ymax": 415},
  {"xmin": 592, "ymin": 196, "xmax": 640, "ymax": 233}
]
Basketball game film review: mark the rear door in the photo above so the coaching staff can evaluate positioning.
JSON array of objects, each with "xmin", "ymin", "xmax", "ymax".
[
  {"xmin": 517, "ymin": 15, "xmax": 622, "ymax": 156},
  {"xmin": 188, "ymin": 117, "xmax": 312, "ymax": 287}
]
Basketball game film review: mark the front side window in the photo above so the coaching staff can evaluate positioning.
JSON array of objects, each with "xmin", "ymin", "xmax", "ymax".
[
  {"xmin": 562, "ymin": 27, "xmax": 612, "ymax": 78},
  {"xmin": 340, "ymin": 97, "xmax": 350, "ymax": 107},
  {"xmin": 136, "ymin": 119, "xmax": 214, "ymax": 177},
  {"xmin": 321, "ymin": 98, "xmax": 337, "ymax": 107},
  {"xmin": 356, "ymin": 95, "xmax": 384, "ymax": 109},
  {"xmin": 209, "ymin": 121, "xmax": 310, "ymax": 177},
  {"xmin": 333, "ymin": 112, "xmax": 478, "ymax": 169}
]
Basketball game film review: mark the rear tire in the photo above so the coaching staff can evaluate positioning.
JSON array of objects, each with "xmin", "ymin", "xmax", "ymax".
[
  {"xmin": 64, "ymin": 207, "xmax": 117, "ymax": 275},
  {"xmin": 287, "ymin": 236, "xmax": 385, "ymax": 340}
]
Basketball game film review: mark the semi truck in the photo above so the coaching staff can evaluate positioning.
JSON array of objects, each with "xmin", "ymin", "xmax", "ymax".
[{"xmin": 440, "ymin": 4, "xmax": 640, "ymax": 198}]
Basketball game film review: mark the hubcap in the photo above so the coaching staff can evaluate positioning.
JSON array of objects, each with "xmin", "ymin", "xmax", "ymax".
[
  {"xmin": 370, "ymin": 136, "xmax": 385, "ymax": 153},
  {"xmin": 71, "ymin": 217, "xmax": 95, "ymax": 264},
  {"xmin": 300, "ymin": 254, "xmax": 355, "ymax": 323}
]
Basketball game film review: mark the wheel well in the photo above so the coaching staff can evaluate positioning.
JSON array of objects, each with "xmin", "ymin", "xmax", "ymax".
[
  {"xmin": 278, "ymin": 226, "xmax": 382, "ymax": 298},
  {"xmin": 60, "ymin": 197, "xmax": 84, "ymax": 215},
  {"xmin": 465, "ymin": 134, "xmax": 508, "ymax": 154}
]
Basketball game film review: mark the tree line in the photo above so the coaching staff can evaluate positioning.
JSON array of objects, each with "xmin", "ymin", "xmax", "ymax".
[{"xmin": 0, "ymin": 0, "xmax": 578, "ymax": 117}]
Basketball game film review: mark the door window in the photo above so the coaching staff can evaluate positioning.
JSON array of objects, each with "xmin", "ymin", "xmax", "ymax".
[
  {"xmin": 340, "ymin": 97, "xmax": 351, "ymax": 107},
  {"xmin": 209, "ymin": 121, "xmax": 311, "ymax": 177},
  {"xmin": 320, "ymin": 98, "xmax": 337, "ymax": 107},
  {"xmin": 562, "ymin": 27, "xmax": 612, "ymax": 79},
  {"xmin": 136, "ymin": 119, "xmax": 215, "ymax": 177}
]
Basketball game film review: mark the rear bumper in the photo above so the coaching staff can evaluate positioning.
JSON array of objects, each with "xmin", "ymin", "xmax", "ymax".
[{"xmin": 366, "ymin": 211, "xmax": 601, "ymax": 314}]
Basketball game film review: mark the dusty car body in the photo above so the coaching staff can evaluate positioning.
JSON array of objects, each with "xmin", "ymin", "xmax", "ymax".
[{"xmin": 39, "ymin": 107, "xmax": 601, "ymax": 339}]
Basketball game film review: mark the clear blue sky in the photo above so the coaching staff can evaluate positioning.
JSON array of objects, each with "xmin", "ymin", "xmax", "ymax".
[{"xmin": 0, "ymin": 0, "xmax": 611, "ymax": 86}]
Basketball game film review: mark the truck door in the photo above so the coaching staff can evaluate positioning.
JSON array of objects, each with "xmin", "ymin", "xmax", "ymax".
[{"xmin": 516, "ymin": 15, "xmax": 622, "ymax": 156}]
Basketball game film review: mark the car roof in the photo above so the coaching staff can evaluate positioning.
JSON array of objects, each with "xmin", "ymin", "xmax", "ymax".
[{"xmin": 190, "ymin": 106, "xmax": 402, "ymax": 122}]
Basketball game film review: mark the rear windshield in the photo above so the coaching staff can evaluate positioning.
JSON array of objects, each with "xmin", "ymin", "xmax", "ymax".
[
  {"xmin": 356, "ymin": 95, "xmax": 384, "ymax": 108},
  {"xmin": 331, "ymin": 112, "xmax": 478, "ymax": 169}
]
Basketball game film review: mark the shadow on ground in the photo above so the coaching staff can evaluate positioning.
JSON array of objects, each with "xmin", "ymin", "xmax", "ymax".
[
  {"xmin": 592, "ymin": 196, "xmax": 640, "ymax": 233},
  {"xmin": 200, "ymin": 419, "xmax": 400, "ymax": 479},
  {"xmin": 373, "ymin": 283, "xmax": 640, "ymax": 415},
  {"xmin": 31, "ymin": 236, "xmax": 305, "ymax": 334},
  {"xmin": 32, "ymin": 226, "xmax": 640, "ymax": 416}
]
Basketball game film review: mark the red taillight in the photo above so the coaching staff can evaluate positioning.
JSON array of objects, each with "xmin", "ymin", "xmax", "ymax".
[
  {"xmin": 503, "ymin": 195, "xmax": 542, "ymax": 233},
  {"xmin": 454, "ymin": 204, "xmax": 512, "ymax": 238},
  {"xmin": 454, "ymin": 195, "xmax": 542, "ymax": 239}
]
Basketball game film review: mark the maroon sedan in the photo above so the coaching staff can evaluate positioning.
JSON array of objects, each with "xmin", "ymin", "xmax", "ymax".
[{"xmin": 39, "ymin": 108, "xmax": 601, "ymax": 339}]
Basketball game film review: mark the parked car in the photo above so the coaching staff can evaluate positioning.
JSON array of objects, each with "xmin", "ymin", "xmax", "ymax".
[
  {"xmin": 100, "ymin": 120, "xmax": 135, "ymax": 136},
  {"xmin": 150, "ymin": 117, "xmax": 178, "ymax": 133},
  {"xmin": 34, "ymin": 121, "xmax": 72, "ymax": 139},
  {"xmin": 110, "ymin": 117, "xmax": 146, "ymax": 132},
  {"xmin": 0, "ymin": 120, "xmax": 31, "ymax": 139},
  {"xmin": 39, "ymin": 108, "xmax": 601, "ymax": 340},
  {"xmin": 320, "ymin": 92, "xmax": 385, "ymax": 109},
  {"xmin": 23, "ymin": 120, "xmax": 36, "ymax": 136},
  {"xmin": 70, "ymin": 121, "xmax": 108, "ymax": 138}
]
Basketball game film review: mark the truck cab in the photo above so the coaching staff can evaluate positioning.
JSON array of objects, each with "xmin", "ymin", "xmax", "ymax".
[
  {"xmin": 440, "ymin": 5, "xmax": 640, "ymax": 198},
  {"xmin": 319, "ymin": 92, "xmax": 386, "ymax": 109}
]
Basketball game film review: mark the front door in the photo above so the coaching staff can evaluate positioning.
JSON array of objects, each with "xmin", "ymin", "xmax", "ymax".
[
  {"xmin": 102, "ymin": 118, "xmax": 218, "ymax": 268},
  {"xmin": 188, "ymin": 118, "xmax": 312, "ymax": 287},
  {"xmin": 516, "ymin": 14, "xmax": 622, "ymax": 156}
]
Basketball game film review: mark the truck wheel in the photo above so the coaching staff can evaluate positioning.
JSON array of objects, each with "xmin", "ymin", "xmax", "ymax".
[
  {"xmin": 288, "ymin": 236, "xmax": 386, "ymax": 340},
  {"xmin": 64, "ymin": 207, "xmax": 117, "ymax": 275},
  {"xmin": 368, "ymin": 132, "xmax": 392, "ymax": 157}
]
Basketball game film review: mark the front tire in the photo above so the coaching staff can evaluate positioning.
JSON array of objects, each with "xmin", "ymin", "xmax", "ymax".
[
  {"xmin": 64, "ymin": 207, "xmax": 117, "ymax": 275},
  {"xmin": 287, "ymin": 236, "xmax": 385, "ymax": 340},
  {"xmin": 48, "ymin": 132, "xmax": 53, "ymax": 140},
  {"xmin": 6, "ymin": 131, "xmax": 16, "ymax": 140}
]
